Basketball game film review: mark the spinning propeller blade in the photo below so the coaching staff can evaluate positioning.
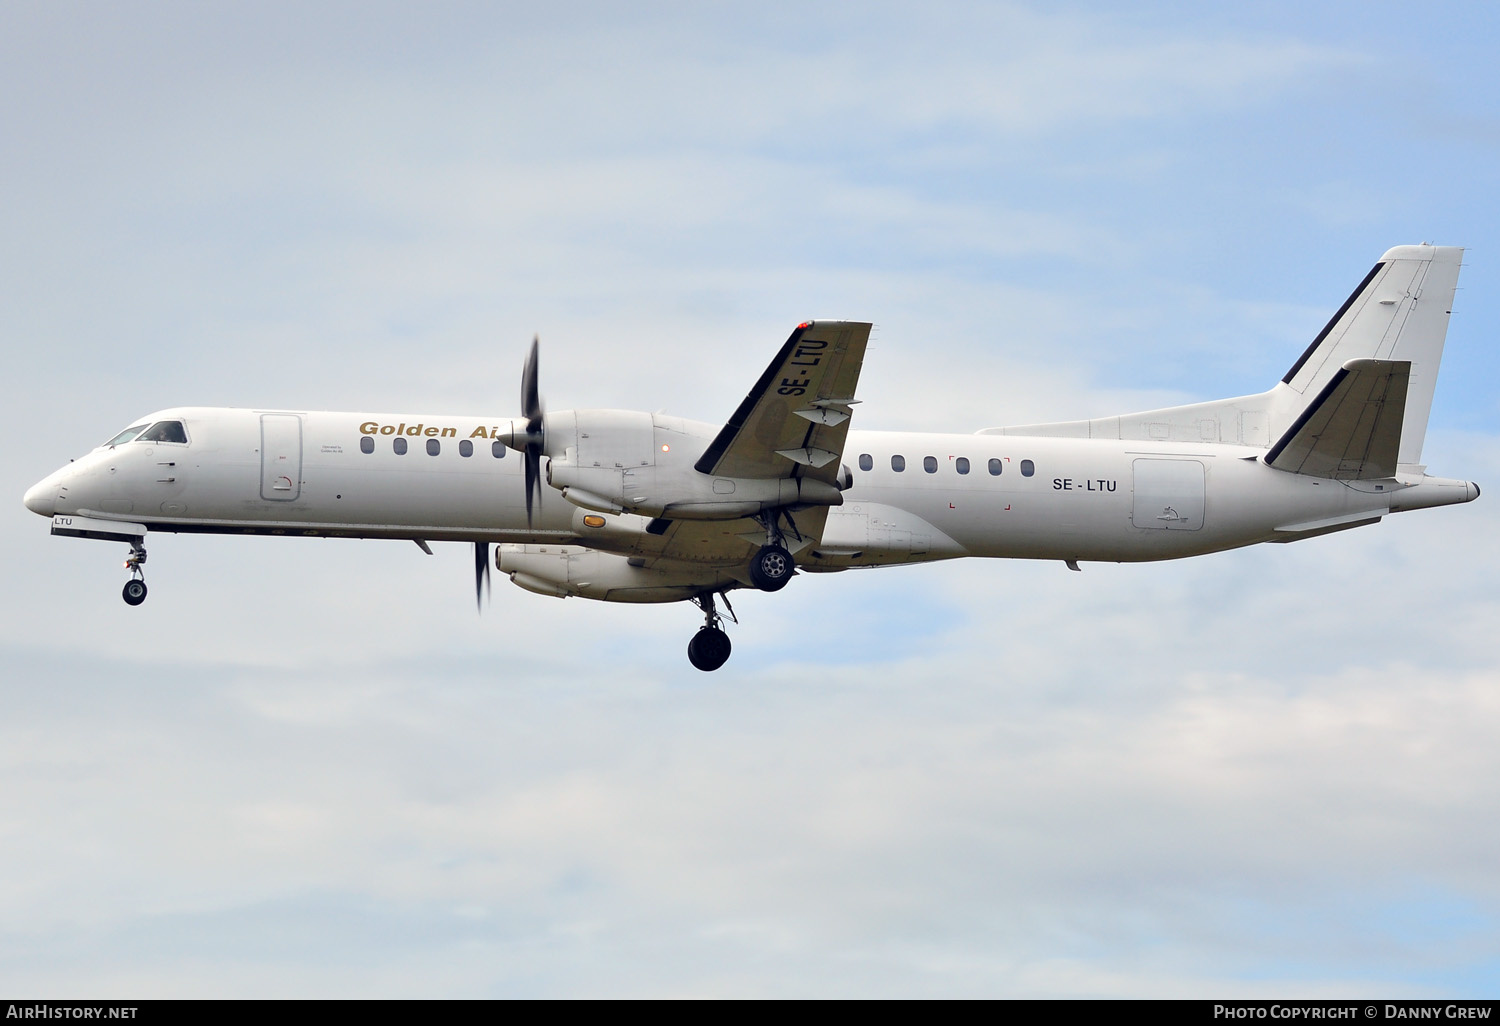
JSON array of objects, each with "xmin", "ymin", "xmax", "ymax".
[
  {"xmin": 521, "ymin": 335, "xmax": 545, "ymax": 526},
  {"xmin": 474, "ymin": 541, "xmax": 491, "ymax": 611}
]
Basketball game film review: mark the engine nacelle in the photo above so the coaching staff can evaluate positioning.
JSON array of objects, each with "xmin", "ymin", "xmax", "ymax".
[
  {"xmin": 509, "ymin": 408, "xmax": 848, "ymax": 519},
  {"xmin": 549, "ymin": 461, "xmax": 843, "ymax": 519},
  {"xmin": 496, "ymin": 544, "xmax": 734, "ymax": 603}
]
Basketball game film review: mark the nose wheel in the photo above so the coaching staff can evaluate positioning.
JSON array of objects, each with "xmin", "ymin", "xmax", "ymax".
[
  {"xmin": 688, "ymin": 592, "xmax": 736, "ymax": 671},
  {"xmin": 122, "ymin": 543, "xmax": 148, "ymax": 606}
]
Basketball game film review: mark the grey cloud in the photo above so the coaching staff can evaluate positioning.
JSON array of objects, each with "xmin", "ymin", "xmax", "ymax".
[{"xmin": 3, "ymin": 0, "xmax": 1497, "ymax": 998}]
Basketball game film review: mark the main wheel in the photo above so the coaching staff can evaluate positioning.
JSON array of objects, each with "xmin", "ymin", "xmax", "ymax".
[
  {"xmin": 687, "ymin": 626, "xmax": 732, "ymax": 671},
  {"xmin": 122, "ymin": 579, "xmax": 148, "ymax": 606},
  {"xmin": 747, "ymin": 544, "xmax": 794, "ymax": 592}
]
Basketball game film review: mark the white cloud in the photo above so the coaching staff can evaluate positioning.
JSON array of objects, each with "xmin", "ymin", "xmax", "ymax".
[{"xmin": 5, "ymin": 581, "xmax": 1500, "ymax": 995}]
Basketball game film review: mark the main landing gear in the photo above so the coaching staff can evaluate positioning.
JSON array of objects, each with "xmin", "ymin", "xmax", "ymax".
[
  {"xmin": 748, "ymin": 544, "xmax": 793, "ymax": 591},
  {"xmin": 122, "ymin": 542, "xmax": 148, "ymax": 606},
  {"xmin": 686, "ymin": 510, "xmax": 804, "ymax": 668},
  {"xmin": 688, "ymin": 591, "xmax": 736, "ymax": 672},
  {"xmin": 747, "ymin": 510, "xmax": 799, "ymax": 592}
]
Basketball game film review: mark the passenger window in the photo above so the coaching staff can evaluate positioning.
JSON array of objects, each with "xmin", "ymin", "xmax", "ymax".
[
  {"xmin": 393, "ymin": 438, "xmax": 408, "ymax": 455},
  {"xmin": 138, "ymin": 421, "xmax": 187, "ymax": 443},
  {"xmin": 1021, "ymin": 459, "xmax": 1034, "ymax": 477},
  {"xmin": 360, "ymin": 437, "xmax": 374, "ymax": 454},
  {"xmin": 891, "ymin": 455, "xmax": 905, "ymax": 472},
  {"xmin": 956, "ymin": 457, "xmax": 969, "ymax": 475},
  {"xmin": 104, "ymin": 424, "xmax": 148, "ymax": 447},
  {"xmin": 858, "ymin": 453, "xmax": 872, "ymax": 472},
  {"xmin": 492, "ymin": 440, "xmax": 506, "ymax": 458},
  {"xmin": 923, "ymin": 456, "xmax": 937, "ymax": 473},
  {"xmin": 988, "ymin": 458, "xmax": 1002, "ymax": 476},
  {"xmin": 459, "ymin": 439, "xmax": 473, "ymax": 457},
  {"xmin": 427, "ymin": 438, "xmax": 440, "ymax": 456}
]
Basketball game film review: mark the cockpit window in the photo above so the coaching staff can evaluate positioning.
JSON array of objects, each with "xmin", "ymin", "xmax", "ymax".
[
  {"xmin": 138, "ymin": 421, "xmax": 188, "ymax": 444},
  {"xmin": 104, "ymin": 424, "xmax": 148, "ymax": 447}
]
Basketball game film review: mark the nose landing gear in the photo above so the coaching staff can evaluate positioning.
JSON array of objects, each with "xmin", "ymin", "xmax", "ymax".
[
  {"xmin": 688, "ymin": 591, "xmax": 736, "ymax": 671},
  {"xmin": 122, "ymin": 543, "xmax": 148, "ymax": 606}
]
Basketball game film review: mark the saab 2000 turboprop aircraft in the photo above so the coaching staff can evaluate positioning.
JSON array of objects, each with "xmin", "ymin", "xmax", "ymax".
[{"xmin": 23, "ymin": 245, "xmax": 1481, "ymax": 670}]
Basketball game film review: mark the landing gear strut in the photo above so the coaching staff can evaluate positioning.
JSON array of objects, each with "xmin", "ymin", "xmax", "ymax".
[
  {"xmin": 748, "ymin": 510, "xmax": 799, "ymax": 592},
  {"xmin": 122, "ymin": 542, "xmax": 148, "ymax": 606},
  {"xmin": 688, "ymin": 591, "xmax": 735, "ymax": 671}
]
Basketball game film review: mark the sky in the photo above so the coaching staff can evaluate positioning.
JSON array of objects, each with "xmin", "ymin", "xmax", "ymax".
[{"xmin": 3, "ymin": 0, "xmax": 1499, "ymax": 998}]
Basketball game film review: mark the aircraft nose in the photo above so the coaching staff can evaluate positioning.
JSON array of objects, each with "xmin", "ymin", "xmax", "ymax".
[{"xmin": 24, "ymin": 474, "xmax": 58, "ymax": 516}]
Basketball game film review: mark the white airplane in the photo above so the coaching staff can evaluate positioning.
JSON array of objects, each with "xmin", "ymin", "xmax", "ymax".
[{"xmin": 23, "ymin": 244, "xmax": 1480, "ymax": 670}]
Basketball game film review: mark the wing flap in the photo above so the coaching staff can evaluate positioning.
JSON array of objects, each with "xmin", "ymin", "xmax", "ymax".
[
  {"xmin": 1265, "ymin": 358, "xmax": 1409, "ymax": 479},
  {"xmin": 644, "ymin": 507, "xmax": 833, "ymax": 568}
]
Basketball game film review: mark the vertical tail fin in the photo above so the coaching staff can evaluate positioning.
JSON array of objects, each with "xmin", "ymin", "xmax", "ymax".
[{"xmin": 1280, "ymin": 245, "xmax": 1463, "ymax": 468}]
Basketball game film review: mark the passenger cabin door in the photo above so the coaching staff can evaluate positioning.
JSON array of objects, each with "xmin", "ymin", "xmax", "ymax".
[{"xmin": 260, "ymin": 414, "xmax": 303, "ymax": 501}]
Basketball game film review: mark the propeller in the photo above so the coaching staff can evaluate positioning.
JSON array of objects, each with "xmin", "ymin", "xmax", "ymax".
[
  {"xmin": 471, "ymin": 333, "xmax": 544, "ymax": 612},
  {"xmin": 521, "ymin": 334, "xmax": 545, "ymax": 526},
  {"xmin": 473, "ymin": 541, "xmax": 491, "ymax": 612}
]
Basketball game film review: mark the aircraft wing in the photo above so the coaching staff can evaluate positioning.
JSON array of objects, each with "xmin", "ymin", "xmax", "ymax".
[
  {"xmin": 1266, "ymin": 358, "xmax": 1410, "ymax": 479},
  {"xmin": 694, "ymin": 320, "xmax": 872, "ymax": 484}
]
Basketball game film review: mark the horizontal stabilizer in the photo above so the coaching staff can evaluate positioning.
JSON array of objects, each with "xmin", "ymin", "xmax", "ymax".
[{"xmin": 1265, "ymin": 359, "xmax": 1409, "ymax": 479}]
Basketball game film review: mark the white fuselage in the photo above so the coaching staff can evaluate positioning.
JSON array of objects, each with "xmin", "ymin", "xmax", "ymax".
[{"xmin": 24, "ymin": 406, "xmax": 1478, "ymax": 571}]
